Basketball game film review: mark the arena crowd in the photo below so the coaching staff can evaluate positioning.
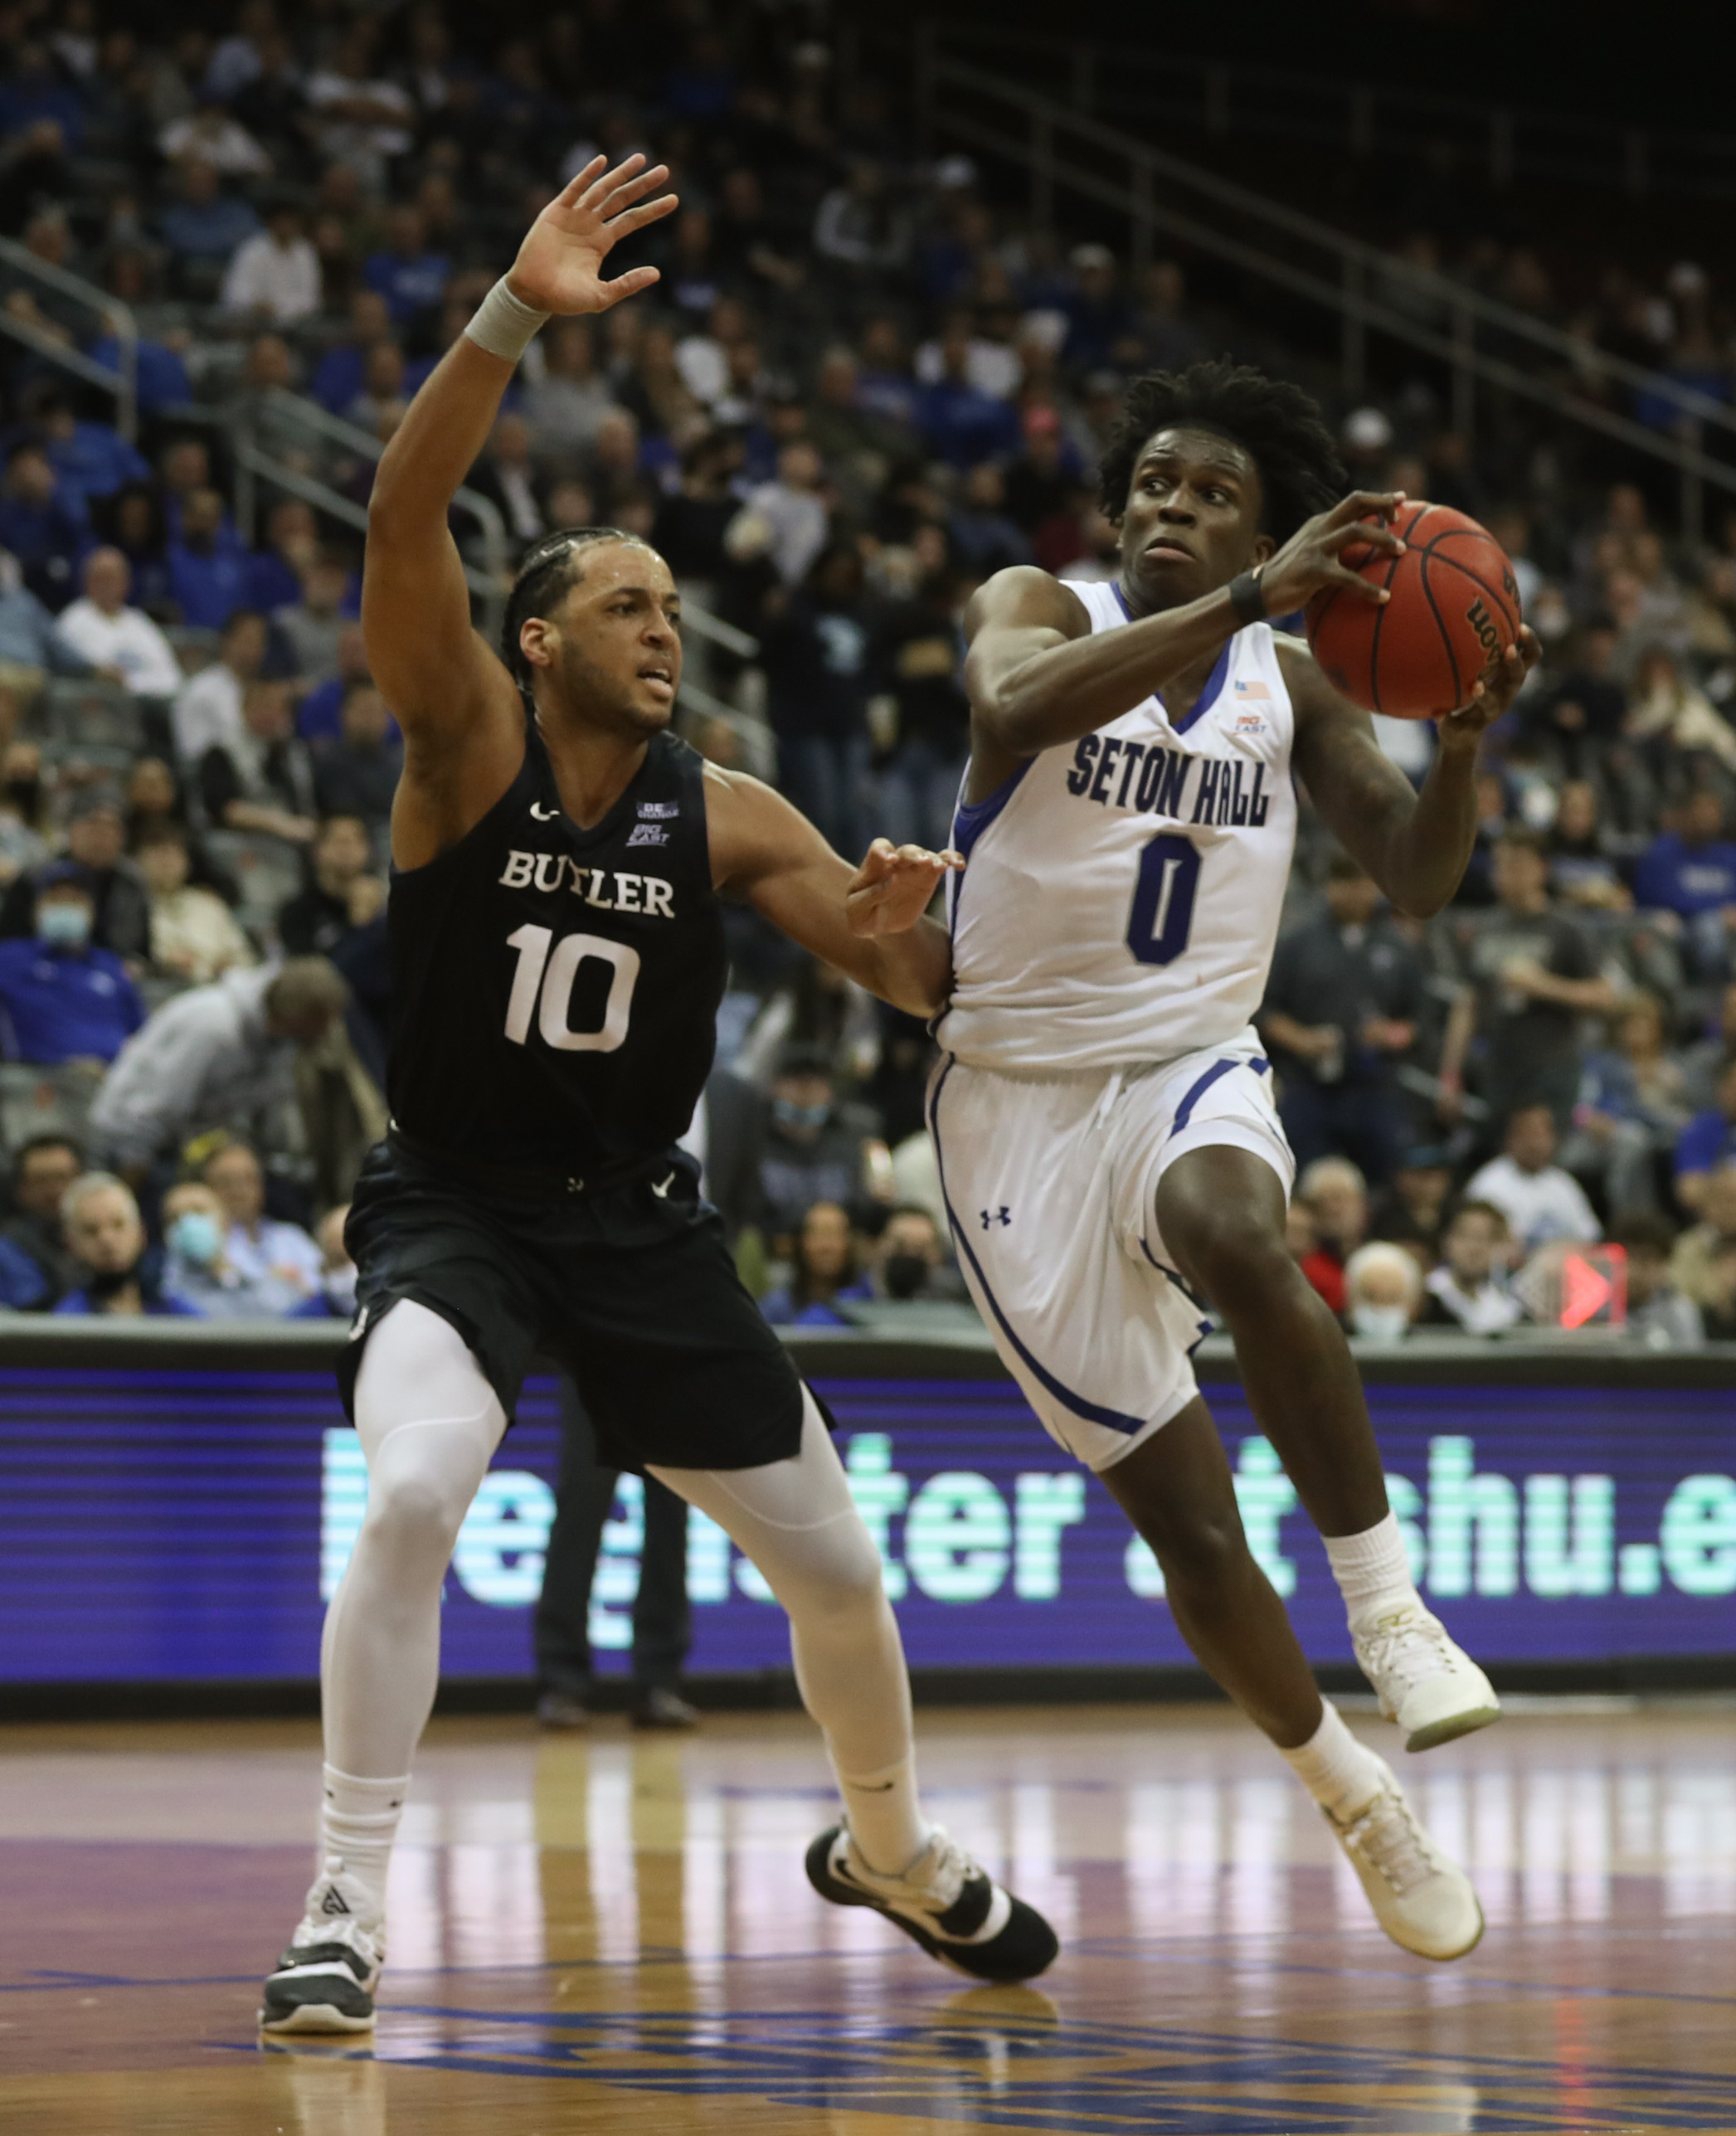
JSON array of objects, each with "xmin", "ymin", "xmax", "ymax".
[{"xmin": 2, "ymin": 0, "xmax": 1735, "ymax": 1343}]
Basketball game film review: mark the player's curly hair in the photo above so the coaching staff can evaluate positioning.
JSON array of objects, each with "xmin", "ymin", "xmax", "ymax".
[
  {"xmin": 501, "ymin": 525, "xmax": 649, "ymax": 685},
  {"xmin": 1097, "ymin": 359, "xmax": 1346, "ymax": 543}
]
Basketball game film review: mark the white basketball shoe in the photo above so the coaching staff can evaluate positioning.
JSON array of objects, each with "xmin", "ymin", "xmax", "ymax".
[
  {"xmin": 1352, "ymin": 1601, "xmax": 1501, "ymax": 1752},
  {"xmin": 1326, "ymin": 1756, "xmax": 1484, "ymax": 1961}
]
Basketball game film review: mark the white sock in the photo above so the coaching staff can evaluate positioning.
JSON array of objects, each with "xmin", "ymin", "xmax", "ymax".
[
  {"xmin": 1324, "ymin": 1512, "xmax": 1420, "ymax": 1630},
  {"xmin": 833, "ymin": 1749, "xmax": 931, "ymax": 1877},
  {"xmin": 317, "ymin": 1764, "xmax": 409, "ymax": 1920},
  {"xmin": 1281, "ymin": 1701, "xmax": 1387, "ymax": 1823}
]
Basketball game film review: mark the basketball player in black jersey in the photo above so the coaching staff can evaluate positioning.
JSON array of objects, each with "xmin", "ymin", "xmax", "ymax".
[{"xmin": 259, "ymin": 157, "xmax": 1056, "ymax": 2032}]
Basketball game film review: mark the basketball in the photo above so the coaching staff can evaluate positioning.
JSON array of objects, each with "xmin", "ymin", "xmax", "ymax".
[{"xmin": 1304, "ymin": 499, "xmax": 1522, "ymax": 719}]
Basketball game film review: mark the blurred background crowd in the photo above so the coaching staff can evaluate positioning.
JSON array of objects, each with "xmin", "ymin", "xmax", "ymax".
[{"xmin": 2, "ymin": 0, "xmax": 1736, "ymax": 1345}]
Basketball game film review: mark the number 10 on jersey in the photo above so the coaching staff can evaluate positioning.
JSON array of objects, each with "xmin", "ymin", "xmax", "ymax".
[
  {"xmin": 504, "ymin": 924, "xmax": 641, "ymax": 1052},
  {"xmin": 1126, "ymin": 833, "xmax": 1201, "ymax": 967}
]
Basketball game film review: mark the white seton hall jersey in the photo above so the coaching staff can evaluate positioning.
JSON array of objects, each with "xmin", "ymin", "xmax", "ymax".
[{"xmin": 940, "ymin": 581, "xmax": 1299, "ymax": 1072}]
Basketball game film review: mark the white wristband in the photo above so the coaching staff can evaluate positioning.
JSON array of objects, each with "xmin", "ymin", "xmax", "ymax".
[{"xmin": 464, "ymin": 276, "xmax": 552, "ymax": 364}]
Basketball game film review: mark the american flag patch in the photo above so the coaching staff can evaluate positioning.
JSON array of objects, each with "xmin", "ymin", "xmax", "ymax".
[{"xmin": 1233, "ymin": 679, "xmax": 1272, "ymax": 698}]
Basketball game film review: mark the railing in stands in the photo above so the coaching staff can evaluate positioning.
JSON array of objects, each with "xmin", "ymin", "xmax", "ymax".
[
  {"xmin": 0, "ymin": 234, "xmax": 138, "ymax": 441},
  {"xmin": 908, "ymin": 49, "xmax": 1736, "ymax": 536},
  {"xmin": 912, "ymin": 22, "xmax": 1736, "ymax": 204}
]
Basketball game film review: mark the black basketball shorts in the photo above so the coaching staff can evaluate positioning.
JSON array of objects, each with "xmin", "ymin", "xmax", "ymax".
[{"xmin": 337, "ymin": 1136, "xmax": 807, "ymax": 1471}]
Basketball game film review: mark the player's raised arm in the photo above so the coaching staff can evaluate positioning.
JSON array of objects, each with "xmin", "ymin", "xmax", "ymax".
[
  {"xmin": 705, "ymin": 768, "xmax": 958, "ymax": 1018},
  {"xmin": 965, "ymin": 491, "xmax": 1406, "ymax": 767},
  {"xmin": 362, "ymin": 156, "xmax": 676, "ymax": 757},
  {"xmin": 1283, "ymin": 626, "xmax": 1539, "ymax": 917}
]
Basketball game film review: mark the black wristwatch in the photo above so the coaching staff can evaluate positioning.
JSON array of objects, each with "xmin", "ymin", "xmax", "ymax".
[{"xmin": 1228, "ymin": 567, "xmax": 1268, "ymax": 627}]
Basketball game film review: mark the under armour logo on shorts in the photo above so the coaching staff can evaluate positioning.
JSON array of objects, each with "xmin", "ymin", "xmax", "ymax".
[{"xmin": 980, "ymin": 1206, "xmax": 1011, "ymax": 1230}]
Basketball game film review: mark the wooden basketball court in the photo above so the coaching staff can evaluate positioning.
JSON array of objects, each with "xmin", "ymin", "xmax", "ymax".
[{"xmin": 2, "ymin": 1698, "xmax": 1731, "ymax": 2133}]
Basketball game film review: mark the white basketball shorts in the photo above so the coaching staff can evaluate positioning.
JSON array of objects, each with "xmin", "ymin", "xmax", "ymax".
[{"xmin": 926, "ymin": 1029, "xmax": 1294, "ymax": 1472}]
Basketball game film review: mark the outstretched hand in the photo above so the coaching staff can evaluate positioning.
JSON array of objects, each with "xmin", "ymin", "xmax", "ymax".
[
  {"xmin": 505, "ymin": 153, "xmax": 678, "ymax": 318},
  {"xmin": 1438, "ymin": 625, "xmax": 1540, "ymax": 742},
  {"xmin": 845, "ymin": 838, "xmax": 963, "ymax": 937}
]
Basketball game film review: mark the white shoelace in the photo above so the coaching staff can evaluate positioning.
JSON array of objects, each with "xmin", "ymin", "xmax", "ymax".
[
  {"xmin": 1355, "ymin": 1604, "xmax": 1462, "ymax": 1692},
  {"xmin": 1338, "ymin": 1785, "xmax": 1443, "ymax": 1898}
]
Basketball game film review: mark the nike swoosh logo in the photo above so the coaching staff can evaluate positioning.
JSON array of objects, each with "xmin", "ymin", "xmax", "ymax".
[
  {"xmin": 530, "ymin": 801, "xmax": 559, "ymax": 820},
  {"xmin": 847, "ymin": 1779, "xmax": 896, "ymax": 1791},
  {"xmin": 651, "ymin": 1171, "xmax": 676, "ymax": 1198}
]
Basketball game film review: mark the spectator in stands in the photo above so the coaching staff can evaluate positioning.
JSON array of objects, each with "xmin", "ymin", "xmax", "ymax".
[
  {"xmin": 288, "ymin": 1204, "xmax": 357, "ymax": 1320},
  {"xmin": 89, "ymin": 956, "xmax": 350, "ymax": 1180},
  {"xmin": 274, "ymin": 552, "xmax": 355, "ymax": 682},
  {"xmin": 158, "ymin": 1178, "xmax": 278, "ymax": 1319},
  {"xmin": 173, "ymin": 608, "xmax": 267, "ymax": 763},
  {"xmin": 0, "ymin": 861, "xmax": 143, "ymax": 1065},
  {"xmin": 914, "ymin": 314, "xmax": 1020, "ymax": 469},
  {"xmin": 53, "ymin": 547, "xmax": 182, "ymax": 701},
  {"xmin": 311, "ymin": 291, "xmax": 396, "ymax": 416},
  {"xmin": 221, "ymin": 201, "xmax": 321, "ymax": 324},
  {"xmin": 868, "ymin": 1203, "xmax": 959, "ymax": 1303},
  {"xmin": 305, "ymin": 31, "xmax": 414, "ymax": 190},
  {"xmin": 759, "ymin": 1200, "xmax": 872, "ymax": 1327},
  {"xmin": 814, "ymin": 159, "xmax": 910, "ymax": 280},
  {"xmin": 1342, "ymin": 1240, "xmax": 1422, "ymax": 1341},
  {"xmin": 1368, "ymin": 1145, "xmax": 1456, "ymax": 1262},
  {"xmin": 1611, "ymin": 1210, "xmax": 1702, "ymax": 1347},
  {"xmin": 756, "ymin": 1044, "xmax": 882, "ymax": 1248},
  {"xmin": 243, "ymin": 500, "xmax": 322, "ymax": 618},
  {"xmin": 1683, "ymin": 982, "xmax": 1736, "ymax": 1113},
  {"xmin": 1633, "ymin": 790, "xmax": 1736, "ymax": 980},
  {"xmin": 1262, "ymin": 853, "xmax": 1423, "ymax": 1185},
  {"xmin": 1293, "ymin": 1156, "xmax": 1369, "ymax": 1316},
  {"xmin": 197, "ymin": 678, "xmax": 318, "ymax": 848},
  {"xmin": 277, "ymin": 815, "xmax": 375, "ymax": 957},
  {"xmin": 101, "ymin": 484, "xmax": 174, "ymax": 616},
  {"xmin": 1544, "ymin": 780, "xmax": 1626, "ymax": 909},
  {"xmin": 201, "ymin": 1136, "xmax": 321, "ymax": 1309},
  {"xmin": 313, "ymin": 683, "xmax": 399, "ymax": 826},
  {"xmin": 0, "ymin": 445, "xmax": 90, "ymax": 611},
  {"xmin": 168, "ymin": 488, "xmax": 250, "ymax": 632},
  {"xmin": 157, "ymin": 156, "xmax": 260, "ymax": 286},
  {"xmin": 135, "ymin": 820, "xmax": 253, "ymax": 984},
  {"xmin": 0, "ymin": 791, "xmax": 149, "ymax": 960},
  {"xmin": 160, "ymin": 91, "xmax": 271, "ymax": 178},
  {"xmin": 0, "ymin": 1131, "xmax": 84, "ymax": 1306},
  {"xmin": 1563, "ymin": 995, "xmax": 1690, "ymax": 1217},
  {"xmin": 521, "ymin": 319, "xmax": 617, "ymax": 470},
  {"xmin": 760, "ymin": 543, "xmax": 871, "ymax": 863},
  {"xmin": 1673, "ymin": 1056, "xmax": 1736, "ymax": 1214},
  {"xmin": 1668, "ymin": 1164, "xmax": 1736, "ymax": 1313},
  {"xmin": 0, "ymin": 547, "xmax": 101, "ymax": 700},
  {"xmin": 734, "ymin": 440, "xmax": 829, "ymax": 589},
  {"xmin": 29, "ymin": 387, "xmax": 150, "ymax": 515},
  {"xmin": 1465, "ymin": 1103, "xmax": 1601, "ymax": 1254},
  {"xmin": 1439, "ymin": 829, "xmax": 1618, "ymax": 1136},
  {"xmin": 1417, "ymin": 1199, "xmax": 1522, "ymax": 1336},
  {"xmin": 55, "ymin": 1171, "xmax": 202, "ymax": 1318},
  {"xmin": 362, "ymin": 203, "xmax": 448, "ymax": 327},
  {"xmin": 466, "ymin": 411, "xmax": 548, "ymax": 545},
  {"xmin": 868, "ymin": 557, "xmax": 972, "ymax": 854}
]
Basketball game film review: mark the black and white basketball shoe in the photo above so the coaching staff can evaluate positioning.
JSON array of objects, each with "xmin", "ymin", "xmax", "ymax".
[
  {"xmin": 259, "ymin": 1859, "xmax": 383, "ymax": 2034},
  {"xmin": 805, "ymin": 1823, "xmax": 1059, "ymax": 1982}
]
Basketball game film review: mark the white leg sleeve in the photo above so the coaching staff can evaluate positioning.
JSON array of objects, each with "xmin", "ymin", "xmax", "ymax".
[
  {"xmin": 649, "ymin": 1389, "xmax": 928, "ymax": 1870},
  {"xmin": 320, "ymin": 1300, "xmax": 507, "ymax": 1780}
]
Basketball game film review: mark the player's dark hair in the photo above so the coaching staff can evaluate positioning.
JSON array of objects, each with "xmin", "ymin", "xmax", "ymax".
[
  {"xmin": 1097, "ymin": 358, "xmax": 1346, "ymax": 542},
  {"xmin": 501, "ymin": 526, "xmax": 641, "ymax": 686}
]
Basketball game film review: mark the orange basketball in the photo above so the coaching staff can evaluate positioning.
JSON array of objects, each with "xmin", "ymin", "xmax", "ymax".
[{"xmin": 1304, "ymin": 499, "xmax": 1521, "ymax": 720}]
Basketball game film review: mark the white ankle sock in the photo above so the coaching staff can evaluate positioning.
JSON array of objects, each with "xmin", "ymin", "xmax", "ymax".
[
  {"xmin": 318, "ymin": 1764, "xmax": 409, "ymax": 1919},
  {"xmin": 834, "ymin": 1750, "xmax": 931, "ymax": 1876},
  {"xmin": 1281, "ymin": 1701, "xmax": 1386, "ymax": 1822},
  {"xmin": 1324, "ymin": 1513, "xmax": 1419, "ymax": 1629}
]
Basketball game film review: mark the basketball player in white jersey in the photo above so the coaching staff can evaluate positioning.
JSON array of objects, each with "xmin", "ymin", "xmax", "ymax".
[{"xmin": 938, "ymin": 361, "xmax": 1538, "ymax": 1960}]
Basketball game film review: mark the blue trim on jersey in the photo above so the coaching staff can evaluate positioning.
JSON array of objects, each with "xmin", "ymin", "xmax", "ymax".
[
  {"xmin": 1110, "ymin": 586, "xmax": 1235, "ymax": 737},
  {"xmin": 1169, "ymin": 1053, "xmax": 1270, "ymax": 1133},
  {"xmin": 928, "ymin": 1058, "xmax": 1149, "ymax": 1438},
  {"xmin": 951, "ymin": 759, "xmax": 1032, "ymax": 861}
]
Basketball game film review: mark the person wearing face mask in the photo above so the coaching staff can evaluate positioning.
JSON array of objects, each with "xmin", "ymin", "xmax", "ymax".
[
  {"xmin": 159, "ymin": 1178, "xmax": 287, "ymax": 1318},
  {"xmin": 0, "ymin": 789, "xmax": 152, "ymax": 958},
  {"xmin": 868, "ymin": 1203, "xmax": 964, "ymax": 1303},
  {"xmin": 53, "ymin": 1172, "xmax": 204, "ymax": 1317},
  {"xmin": 289, "ymin": 1204, "xmax": 360, "ymax": 1319},
  {"xmin": 756, "ymin": 1042, "xmax": 883, "ymax": 1253},
  {"xmin": 1340, "ymin": 1240, "xmax": 1422, "ymax": 1344},
  {"xmin": 0, "ymin": 862, "xmax": 143, "ymax": 1064}
]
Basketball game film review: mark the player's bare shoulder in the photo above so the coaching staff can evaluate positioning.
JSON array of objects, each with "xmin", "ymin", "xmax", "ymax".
[{"xmin": 965, "ymin": 564, "xmax": 1093, "ymax": 645}]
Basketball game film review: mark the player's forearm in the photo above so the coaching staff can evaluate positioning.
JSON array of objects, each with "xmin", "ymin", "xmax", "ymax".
[
  {"xmin": 972, "ymin": 588, "xmax": 1240, "ymax": 754},
  {"xmin": 851, "ymin": 917, "xmax": 953, "ymax": 1019},
  {"xmin": 367, "ymin": 338, "xmax": 514, "ymax": 537},
  {"xmin": 1375, "ymin": 731, "xmax": 1482, "ymax": 917}
]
